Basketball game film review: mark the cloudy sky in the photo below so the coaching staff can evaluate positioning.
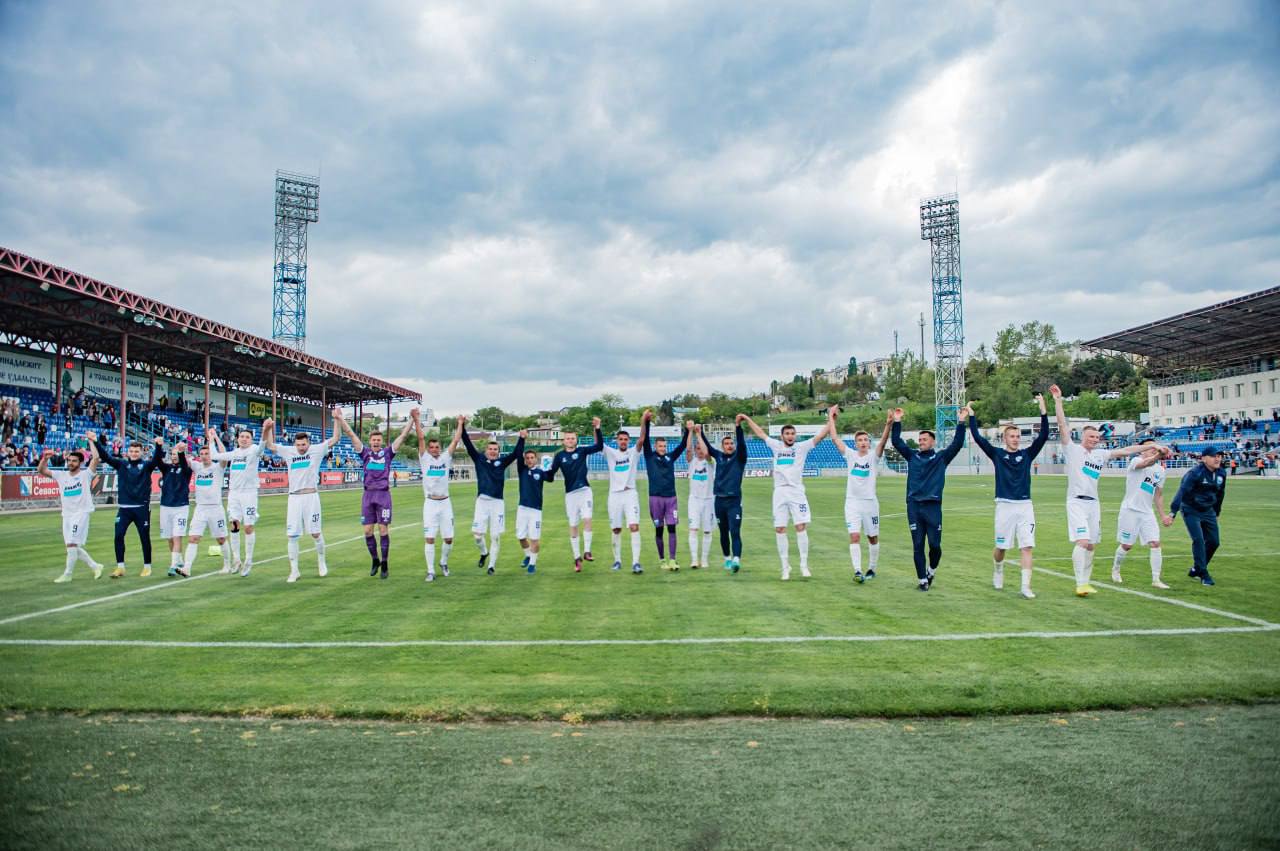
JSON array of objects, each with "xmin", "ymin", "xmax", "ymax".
[{"xmin": 2, "ymin": 1, "xmax": 1277, "ymax": 414}]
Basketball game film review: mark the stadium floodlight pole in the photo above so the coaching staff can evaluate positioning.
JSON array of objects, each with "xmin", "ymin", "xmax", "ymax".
[
  {"xmin": 271, "ymin": 170, "xmax": 319, "ymax": 352},
  {"xmin": 919, "ymin": 192, "xmax": 966, "ymax": 445}
]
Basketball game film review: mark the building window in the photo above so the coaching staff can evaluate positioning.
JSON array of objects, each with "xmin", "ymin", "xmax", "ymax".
[
  {"xmin": 1256, "ymin": 409, "xmax": 1263, "ymax": 417},
  {"xmin": 1236, "ymin": 383, "xmax": 1244, "ymax": 397},
  {"xmin": 1253, "ymin": 381, "xmax": 1261, "ymax": 394},
  {"xmin": 1207, "ymin": 388, "xmax": 1214, "ymax": 401},
  {"xmin": 1151, "ymin": 396, "xmax": 1160, "ymax": 408},
  {"xmin": 1222, "ymin": 385, "xmax": 1229, "ymax": 399},
  {"xmin": 1178, "ymin": 417, "xmax": 1186, "ymax": 424},
  {"xmin": 1177, "ymin": 392, "xmax": 1185, "ymax": 404},
  {"xmin": 1192, "ymin": 390, "xmax": 1199, "ymax": 402},
  {"xmin": 1271, "ymin": 379, "xmax": 1276, "ymax": 393},
  {"xmin": 1165, "ymin": 394, "xmax": 1172, "ymax": 406}
]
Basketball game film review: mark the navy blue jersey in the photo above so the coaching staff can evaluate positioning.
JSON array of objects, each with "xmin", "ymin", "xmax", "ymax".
[
  {"xmin": 461, "ymin": 432, "xmax": 522, "ymax": 500},
  {"xmin": 700, "ymin": 426, "xmax": 748, "ymax": 499},
  {"xmin": 97, "ymin": 439, "xmax": 161, "ymax": 507},
  {"xmin": 548, "ymin": 428, "xmax": 604, "ymax": 493},
  {"xmin": 156, "ymin": 454, "xmax": 194, "ymax": 508},
  {"xmin": 517, "ymin": 462, "xmax": 554, "ymax": 510},
  {"xmin": 968, "ymin": 414, "xmax": 1049, "ymax": 501},
  {"xmin": 1171, "ymin": 462, "xmax": 1227, "ymax": 516},
  {"xmin": 891, "ymin": 421, "xmax": 965, "ymax": 503},
  {"xmin": 641, "ymin": 426, "xmax": 689, "ymax": 498}
]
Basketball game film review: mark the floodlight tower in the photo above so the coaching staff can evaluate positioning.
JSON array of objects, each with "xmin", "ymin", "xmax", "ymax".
[
  {"xmin": 919, "ymin": 193, "xmax": 966, "ymax": 443},
  {"xmin": 272, "ymin": 170, "xmax": 320, "ymax": 351}
]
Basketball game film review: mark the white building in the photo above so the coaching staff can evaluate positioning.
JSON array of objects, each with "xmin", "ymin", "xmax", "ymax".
[{"xmin": 1147, "ymin": 367, "xmax": 1280, "ymax": 426}]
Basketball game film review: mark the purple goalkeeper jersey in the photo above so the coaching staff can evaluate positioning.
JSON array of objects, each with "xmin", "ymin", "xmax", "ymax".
[{"xmin": 360, "ymin": 446, "xmax": 395, "ymax": 491}]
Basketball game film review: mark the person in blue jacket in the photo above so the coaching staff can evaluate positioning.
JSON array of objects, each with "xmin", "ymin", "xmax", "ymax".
[
  {"xmin": 92, "ymin": 430, "xmax": 162, "ymax": 579},
  {"xmin": 696, "ymin": 417, "xmax": 750, "ymax": 573},
  {"xmin": 1170, "ymin": 447, "xmax": 1227, "ymax": 586},
  {"xmin": 890, "ymin": 406, "xmax": 969, "ymax": 590},
  {"xmin": 459, "ymin": 418, "xmax": 523, "ymax": 576}
]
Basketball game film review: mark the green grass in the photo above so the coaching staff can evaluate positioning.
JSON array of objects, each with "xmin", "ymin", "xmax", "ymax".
[
  {"xmin": 2, "ymin": 704, "xmax": 1277, "ymax": 850},
  {"xmin": 0, "ymin": 476, "xmax": 1278, "ymax": 719}
]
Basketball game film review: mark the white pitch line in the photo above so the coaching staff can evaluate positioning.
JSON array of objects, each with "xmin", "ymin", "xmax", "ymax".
[
  {"xmin": 0, "ymin": 522, "xmax": 420, "ymax": 627},
  {"xmin": 0, "ymin": 624, "xmax": 1276, "ymax": 650},
  {"xmin": 1032, "ymin": 566, "xmax": 1278, "ymax": 627}
]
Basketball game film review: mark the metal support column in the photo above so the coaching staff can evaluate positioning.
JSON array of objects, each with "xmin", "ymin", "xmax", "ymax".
[
  {"xmin": 54, "ymin": 343, "xmax": 63, "ymax": 411},
  {"xmin": 321, "ymin": 387, "xmax": 327, "ymax": 441},
  {"xmin": 119, "ymin": 334, "xmax": 128, "ymax": 441},
  {"xmin": 271, "ymin": 374, "xmax": 278, "ymax": 421},
  {"xmin": 203, "ymin": 355, "xmax": 211, "ymax": 435}
]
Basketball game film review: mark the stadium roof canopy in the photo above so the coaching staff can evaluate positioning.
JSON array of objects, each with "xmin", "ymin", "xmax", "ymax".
[
  {"xmin": 0, "ymin": 246, "xmax": 420, "ymax": 407},
  {"xmin": 1082, "ymin": 286, "xmax": 1280, "ymax": 378}
]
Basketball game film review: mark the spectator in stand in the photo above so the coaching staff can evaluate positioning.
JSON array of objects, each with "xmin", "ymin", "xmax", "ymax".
[
  {"xmin": 35, "ymin": 414, "xmax": 47, "ymax": 447},
  {"xmin": 18, "ymin": 410, "xmax": 30, "ymax": 436},
  {"xmin": 104, "ymin": 406, "xmax": 115, "ymax": 430},
  {"xmin": 175, "ymin": 396, "xmax": 186, "ymax": 414}
]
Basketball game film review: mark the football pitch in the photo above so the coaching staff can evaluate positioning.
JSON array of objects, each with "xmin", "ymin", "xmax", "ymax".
[{"xmin": 1, "ymin": 475, "xmax": 1278, "ymax": 848}]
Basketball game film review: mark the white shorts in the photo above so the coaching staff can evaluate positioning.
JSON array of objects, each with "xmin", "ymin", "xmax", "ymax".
[
  {"xmin": 687, "ymin": 495, "xmax": 715, "ymax": 531},
  {"xmin": 159, "ymin": 505, "xmax": 189, "ymax": 539},
  {"xmin": 286, "ymin": 492, "xmax": 323, "ymax": 537},
  {"xmin": 227, "ymin": 491, "xmax": 260, "ymax": 525},
  {"xmin": 1066, "ymin": 498, "xmax": 1101, "ymax": 544},
  {"xmin": 516, "ymin": 506, "xmax": 543, "ymax": 540},
  {"xmin": 422, "ymin": 497, "xmax": 455, "ymax": 539},
  {"xmin": 190, "ymin": 504, "xmax": 228, "ymax": 538},
  {"xmin": 844, "ymin": 498, "xmax": 880, "ymax": 537},
  {"xmin": 772, "ymin": 489, "xmax": 812, "ymax": 527},
  {"xmin": 1117, "ymin": 507, "xmax": 1160, "ymax": 546},
  {"xmin": 472, "ymin": 496, "xmax": 505, "ymax": 535},
  {"xmin": 994, "ymin": 500, "xmax": 1036, "ymax": 549},
  {"xmin": 62, "ymin": 512, "xmax": 90, "ymax": 546},
  {"xmin": 565, "ymin": 487, "xmax": 593, "ymax": 526},
  {"xmin": 608, "ymin": 490, "xmax": 641, "ymax": 528}
]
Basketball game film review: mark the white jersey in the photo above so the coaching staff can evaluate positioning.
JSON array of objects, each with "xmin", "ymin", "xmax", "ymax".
[
  {"xmin": 1064, "ymin": 442, "xmax": 1110, "ymax": 500},
  {"xmin": 51, "ymin": 468, "xmax": 95, "ymax": 516},
  {"xmin": 276, "ymin": 443, "xmax": 328, "ymax": 493},
  {"xmin": 211, "ymin": 443, "xmax": 262, "ymax": 492},
  {"xmin": 1121, "ymin": 458, "xmax": 1165, "ymax": 513},
  {"xmin": 602, "ymin": 445, "xmax": 640, "ymax": 493},
  {"xmin": 842, "ymin": 448, "xmax": 878, "ymax": 500},
  {"xmin": 687, "ymin": 455, "xmax": 714, "ymax": 500},
  {"xmin": 190, "ymin": 461, "xmax": 225, "ymax": 506},
  {"xmin": 420, "ymin": 451, "xmax": 453, "ymax": 498},
  {"xmin": 765, "ymin": 437, "xmax": 816, "ymax": 492}
]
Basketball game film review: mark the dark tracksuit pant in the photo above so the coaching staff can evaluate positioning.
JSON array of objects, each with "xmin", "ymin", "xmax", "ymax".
[
  {"xmin": 906, "ymin": 499, "xmax": 943, "ymax": 580},
  {"xmin": 1181, "ymin": 509, "xmax": 1220, "ymax": 577},
  {"xmin": 714, "ymin": 496, "xmax": 743, "ymax": 558},
  {"xmin": 114, "ymin": 506, "xmax": 153, "ymax": 564}
]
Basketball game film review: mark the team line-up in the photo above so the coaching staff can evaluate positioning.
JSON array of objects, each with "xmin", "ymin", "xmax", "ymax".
[{"xmin": 37, "ymin": 385, "xmax": 1229, "ymax": 597}]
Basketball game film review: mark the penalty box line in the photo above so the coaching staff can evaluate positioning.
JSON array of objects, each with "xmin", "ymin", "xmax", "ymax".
[
  {"xmin": 0, "ymin": 522, "xmax": 421, "ymax": 627},
  {"xmin": 0, "ymin": 624, "xmax": 1276, "ymax": 650}
]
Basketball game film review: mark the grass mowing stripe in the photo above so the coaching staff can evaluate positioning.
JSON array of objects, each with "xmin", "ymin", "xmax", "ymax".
[
  {"xmin": 0, "ymin": 522, "xmax": 419, "ymax": 627},
  {"xmin": 0, "ymin": 624, "xmax": 1276, "ymax": 649},
  {"xmin": 1033, "ymin": 566, "xmax": 1279, "ymax": 627}
]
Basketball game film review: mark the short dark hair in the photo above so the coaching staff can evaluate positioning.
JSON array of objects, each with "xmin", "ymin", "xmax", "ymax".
[
  {"xmin": 524, "ymin": 449, "xmax": 537, "ymax": 457},
  {"xmin": 294, "ymin": 432, "xmax": 310, "ymax": 442},
  {"xmin": 487, "ymin": 440, "xmax": 499, "ymax": 448},
  {"xmin": 68, "ymin": 450, "xmax": 85, "ymax": 463},
  {"xmin": 1138, "ymin": 437, "xmax": 1156, "ymax": 445},
  {"xmin": 920, "ymin": 430, "xmax": 936, "ymax": 440},
  {"xmin": 237, "ymin": 428, "xmax": 253, "ymax": 438},
  {"xmin": 853, "ymin": 430, "xmax": 869, "ymax": 440},
  {"xmin": 370, "ymin": 430, "xmax": 383, "ymax": 438},
  {"xmin": 782, "ymin": 424, "xmax": 796, "ymax": 432},
  {"xmin": 427, "ymin": 437, "xmax": 441, "ymax": 446},
  {"xmin": 617, "ymin": 430, "xmax": 630, "ymax": 438},
  {"xmin": 128, "ymin": 441, "xmax": 143, "ymax": 449}
]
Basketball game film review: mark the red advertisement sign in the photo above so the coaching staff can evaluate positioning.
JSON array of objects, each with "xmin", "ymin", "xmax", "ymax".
[{"xmin": 320, "ymin": 471, "xmax": 343, "ymax": 485}]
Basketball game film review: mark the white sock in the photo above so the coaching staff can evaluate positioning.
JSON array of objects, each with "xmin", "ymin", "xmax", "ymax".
[
  {"xmin": 474, "ymin": 535, "xmax": 488, "ymax": 556},
  {"xmin": 441, "ymin": 541, "xmax": 453, "ymax": 564},
  {"xmin": 630, "ymin": 531, "xmax": 641, "ymax": 564},
  {"xmin": 287, "ymin": 537, "xmax": 300, "ymax": 571},
  {"xmin": 776, "ymin": 532, "xmax": 789, "ymax": 566},
  {"xmin": 868, "ymin": 542, "xmax": 880, "ymax": 569},
  {"xmin": 169, "ymin": 550, "xmax": 179, "ymax": 568},
  {"xmin": 1021, "ymin": 566, "xmax": 1033, "ymax": 593},
  {"xmin": 77, "ymin": 548, "xmax": 96, "ymax": 565},
  {"xmin": 522, "ymin": 544, "xmax": 530, "ymax": 558},
  {"xmin": 488, "ymin": 536, "xmax": 500, "ymax": 568},
  {"xmin": 689, "ymin": 531, "xmax": 699, "ymax": 563},
  {"xmin": 530, "ymin": 550, "xmax": 539, "ymax": 565},
  {"xmin": 244, "ymin": 531, "xmax": 255, "ymax": 564},
  {"xmin": 1113, "ymin": 546, "xmax": 1128, "ymax": 572},
  {"xmin": 797, "ymin": 531, "xmax": 809, "ymax": 567},
  {"xmin": 1071, "ymin": 545, "xmax": 1088, "ymax": 585},
  {"xmin": 1150, "ymin": 547, "xmax": 1163, "ymax": 581},
  {"xmin": 570, "ymin": 534, "xmax": 581, "ymax": 559},
  {"xmin": 221, "ymin": 543, "xmax": 231, "ymax": 569},
  {"xmin": 314, "ymin": 535, "xmax": 326, "ymax": 563},
  {"xmin": 611, "ymin": 531, "xmax": 621, "ymax": 563},
  {"xmin": 230, "ymin": 530, "xmax": 240, "ymax": 561},
  {"xmin": 849, "ymin": 543, "xmax": 862, "ymax": 572},
  {"xmin": 65, "ymin": 550, "xmax": 78, "ymax": 574},
  {"xmin": 117, "ymin": 562, "xmax": 125, "ymax": 570},
  {"xmin": 425, "ymin": 541, "xmax": 436, "ymax": 570},
  {"xmin": 184, "ymin": 543, "xmax": 197, "ymax": 568},
  {"xmin": 1085, "ymin": 548, "xmax": 1095, "ymax": 583},
  {"xmin": 583, "ymin": 531, "xmax": 593, "ymax": 553},
  {"xmin": 702, "ymin": 531, "xmax": 712, "ymax": 564}
]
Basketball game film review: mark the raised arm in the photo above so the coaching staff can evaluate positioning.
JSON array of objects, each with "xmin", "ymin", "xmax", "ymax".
[
  {"xmin": 670, "ymin": 422, "xmax": 690, "ymax": 458},
  {"xmin": 639, "ymin": 410, "xmax": 653, "ymax": 457},
  {"xmin": 89, "ymin": 431, "xmax": 118, "ymax": 468},
  {"xmin": 889, "ymin": 410, "xmax": 914, "ymax": 459},
  {"xmin": 1108, "ymin": 442, "xmax": 1164, "ymax": 461},
  {"xmin": 86, "ymin": 438, "xmax": 100, "ymax": 474},
  {"xmin": 811, "ymin": 406, "xmax": 837, "ymax": 447},
  {"xmin": 740, "ymin": 414, "xmax": 768, "ymax": 441},
  {"xmin": 734, "ymin": 423, "xmax": 747, "ymax": 463},
  {"xmin": 458, "ymin": 417, "xmax": 482, "ymax": 462},
  {"xmin": 502, "ymin": 433, "xmax": 526, "ymax": 468},
  {"xmin": 695, "ymin": 424, "xmax": 722, "ymax": 461},
  {"xmin": 1026, "ymin": 395, "xmax": 1051, "ymax": 459},
  {"xmin": 582, "ymin": 418, "xmax": 605, "ymax": 455},
  {"xmin": 36, "ymin": 448, "xmax": 52, "ymax": 479},
  {"xmin": 261, "ymin": 418, "xmax": 277, "ymax": 453},
  {"xmin": 1050, "ymin": 384, "xmax": 1071, "ymax": 447},
  {"xmin": 447, "ymin": 416, "xmax": 464, "ymax": 456},
  {"xmin": 875, "ymin": 410, "xmax": 892, "ymax": 458},
  {"xmin": 412, "ymin": 409, "xmax": 426, "ymax": 455},
  {"xmin": 967, "ymin": 411, "xmax": 995, "ymax": 459},
  {"xmin": 323, "ymin": 409, "xmax": 342, "ymax": 450},
  {"xmin": 830, "ymin": 409, "xmax": 851, "ymax": 458},
  {"xmin": 941, "ymin": 405, "xmax": 969, "ymax": 463},
  {"xmin": 390, "ymin": 410, "xmax": 416, "ymax": 453},
  {"xmin": 337, "ymin": 410, "xmax": 364, "ymax": 454}
]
